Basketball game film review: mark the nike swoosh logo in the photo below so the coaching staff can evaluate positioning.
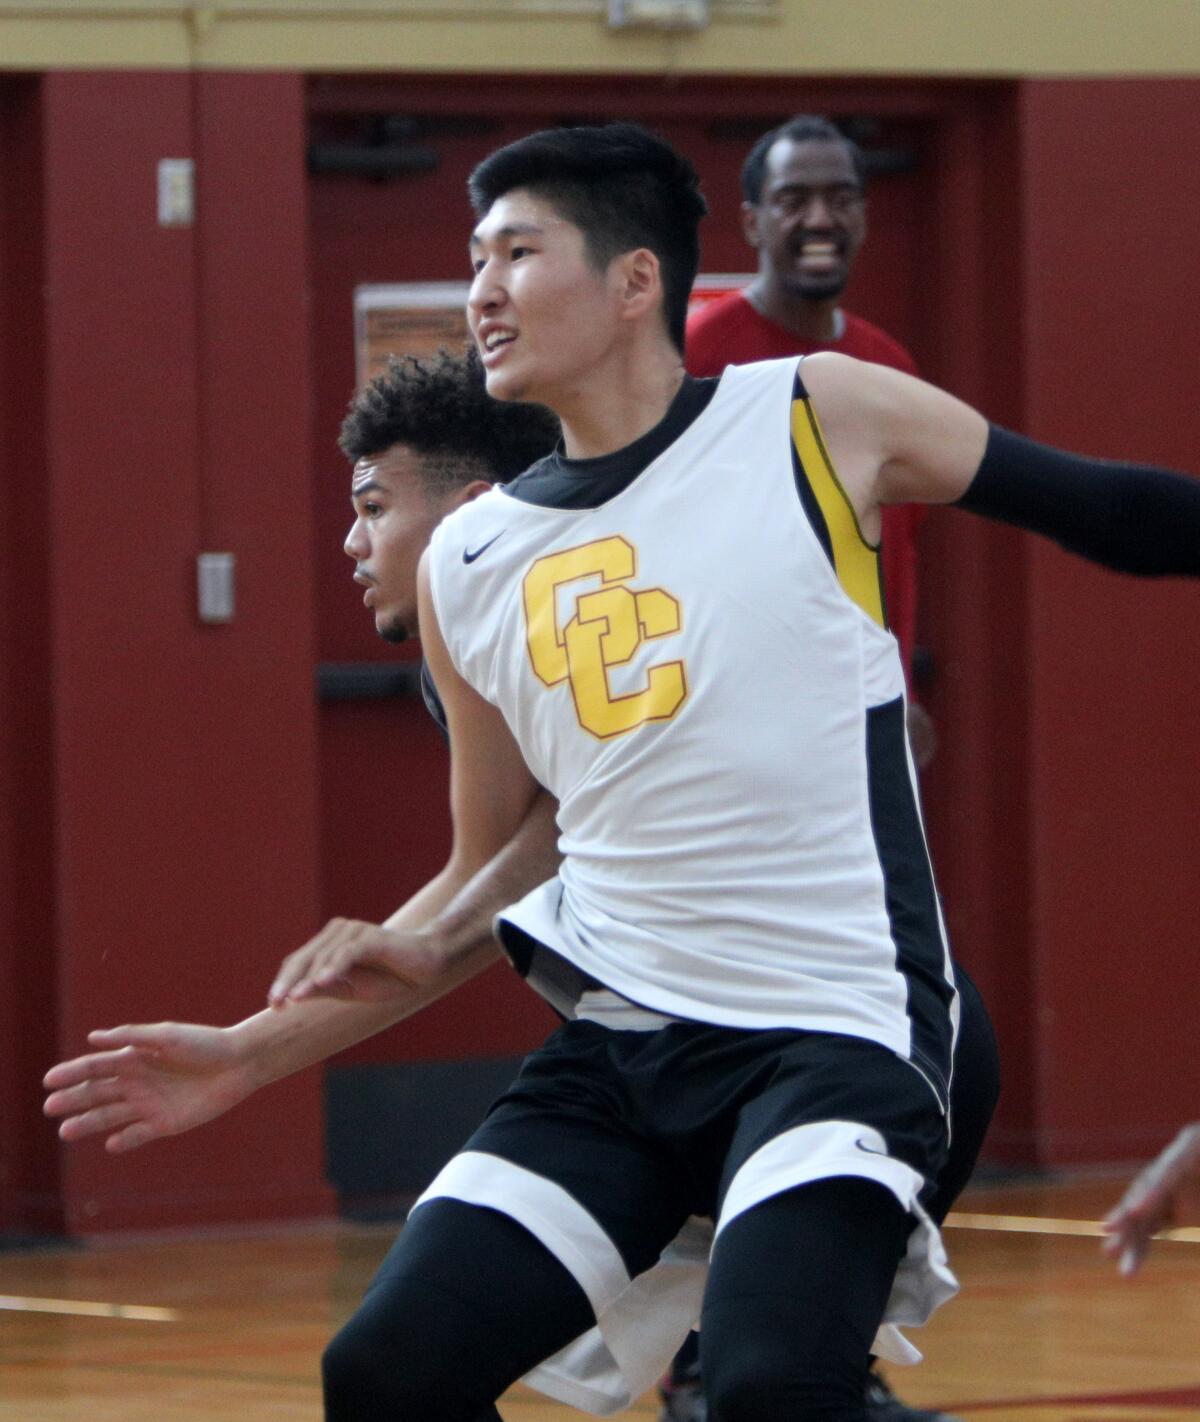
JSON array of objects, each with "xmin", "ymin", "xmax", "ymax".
[
  {"xmin": 855, "ymin": 1136, "xmax": 889, "ymax": 1157},
  {"xmin": 463, "ymin": 532, "xmax": 505, "ymax": 564}
]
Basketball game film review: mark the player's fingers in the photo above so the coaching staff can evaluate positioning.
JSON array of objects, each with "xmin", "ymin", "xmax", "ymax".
[
  {"xmin": 288, "ymin": 973, "xmax": 356, "ymax": 1002},
  {"xmin": 284, "ymin": 927, "xmax": 371, "ymax": 999},
  {"xmin": 106, "ymin": 1119, "xmax": 162, "ymax": 1154},
  {"xmin": 286, "ymin": 950, "xmax": 359, "ymax": 1001},
  {"xmin": 44, "ymin": 1078, "xmax": 129, "ymax": 1119},
  {"xmin": 269, "ymin": 921, "xmax": 357, "ymax": 1004},
  {"xmin": 57, "ymin": 1101, "xmax": 144, "ymax": 1142},
  {"xmin": 1119, "ymin": 1232, "xmax": 1151, "ymax": 1277},
  {"xmin": 43, "ymin": 1045, "xmax": 150, "ymax": 1091},
  {"xmin": 269, "ymin": 945, "xmax": 324, "ymax": 1005},
  {"xmin": 305, "ymin": 933, "xmax": 379, "ymax": 988},
  {"xmin": 86, "ymin": 1024, "xmax": 173, "ymax": 1052}
]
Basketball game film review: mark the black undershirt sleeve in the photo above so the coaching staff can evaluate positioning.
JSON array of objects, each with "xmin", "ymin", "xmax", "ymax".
[{"xmin": 955, "ymin": 424, "xmax": 1200, "ymax": 577}]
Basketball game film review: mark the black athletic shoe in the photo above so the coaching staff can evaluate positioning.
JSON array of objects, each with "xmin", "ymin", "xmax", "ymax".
[
  {"xmin": 657, "ymin": 1358, "xmax": 962, "ymax": 1422},
  {"xmin": 657, "ymin": 1375, "xmax": 706, "ymax": 1422},
  {"xmin": 865, "ymin": 1365, "xmax": 963, "ymax": 1422}
]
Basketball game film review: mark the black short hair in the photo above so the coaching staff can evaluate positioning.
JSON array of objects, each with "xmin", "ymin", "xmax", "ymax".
[
  {"xmin": 740, "ymin": 115, "xmax": 866, "ymax": 205},
  {"xmin": 338, "ymin": 346, "xmax": 559, "ymax": 492},
  {"xmin": 468, "ymin": 122, "xmax": 707, "ymax": 354}
]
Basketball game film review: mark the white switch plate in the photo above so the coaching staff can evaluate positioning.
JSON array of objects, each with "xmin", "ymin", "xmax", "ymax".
[
  {"xmin": 158, "ymin": 158, "xmax": 195, "ymax": 227},
  {"xmin": 197, "ymin": 552, "xmax": 235, "ymax": 624}
]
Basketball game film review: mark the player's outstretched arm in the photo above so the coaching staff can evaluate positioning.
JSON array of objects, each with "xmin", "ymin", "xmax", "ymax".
[
  {"xmin": 1102, "ymin": 1123, "xmax": 1200, "ymax": 1275},
  {"xmin": 268, "ymin": 551, "xmax": 543, "ymax": 1008},
  {"xmin": 804, "ymin": 352, "xmax": 1200, "ymax": 577}
]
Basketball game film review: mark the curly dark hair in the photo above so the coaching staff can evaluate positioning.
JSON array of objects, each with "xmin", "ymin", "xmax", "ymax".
[
  {"xmin": 338, "ymin": 346, "xmax": 559, "ymax": 491},
  {"xmin": 740, "ymin": 115, "xmax": 866, "ymax": 205},
  {"xmin": 468, "ymin": 123, "xmax": 707, "ymax": 355}
]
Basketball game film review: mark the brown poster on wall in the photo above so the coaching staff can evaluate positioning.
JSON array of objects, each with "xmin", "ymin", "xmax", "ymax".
[{"xmin": 354, "ymin": 282, "xmax": 472, "ymax": 389}]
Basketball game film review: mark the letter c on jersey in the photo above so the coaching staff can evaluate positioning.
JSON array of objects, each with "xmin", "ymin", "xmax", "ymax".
[{"xmin": 523, "ymin": 536, "xmax": 687, "ymax": 739}]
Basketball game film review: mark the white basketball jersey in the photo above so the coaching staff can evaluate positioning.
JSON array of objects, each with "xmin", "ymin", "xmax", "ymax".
[{"xmin": 428, "ymin": 356, "xmax": 957, "ymax": 1105}]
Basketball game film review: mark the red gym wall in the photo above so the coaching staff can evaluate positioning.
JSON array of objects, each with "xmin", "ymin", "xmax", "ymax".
[
  {"xmin": 1, "ymin": 71, "xmax": 1199, "ymax": 1235},
  {"xmin": 0, "ymin": 72, "xmax": 331, "ymax": 1234}
]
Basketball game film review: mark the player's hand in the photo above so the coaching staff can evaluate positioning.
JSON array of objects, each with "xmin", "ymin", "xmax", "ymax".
[
  {"xmin": 43, "ymin": 1023, "xmax": 251, "ymax": 1154},
  {"xmin": 907, "ymin": 700, "xmax": 938, "ymax": 770},
  {"xmin": 268, "ymin": 918, "xmax": 443, "ymax": 1008},
  {"xmin": 1102, "ymin": 1122, "xmax": 1200, "ymax": 1275}
]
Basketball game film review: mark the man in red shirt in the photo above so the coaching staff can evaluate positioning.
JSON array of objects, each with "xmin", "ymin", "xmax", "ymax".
[{"xmin": 686, "ymin": 115, "xmax": 928, "ymax": 756}]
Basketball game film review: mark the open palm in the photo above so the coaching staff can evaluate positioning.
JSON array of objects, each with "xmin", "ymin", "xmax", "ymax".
[{"xmin": 43, "ymin": 1023, "xmax": 252, "ymax": 1154}]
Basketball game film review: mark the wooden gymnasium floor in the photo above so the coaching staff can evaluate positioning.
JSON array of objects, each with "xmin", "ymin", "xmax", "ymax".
[{"xmin": 3, "ymin": 1177, "xmax": 1200, "ymax": 1422}]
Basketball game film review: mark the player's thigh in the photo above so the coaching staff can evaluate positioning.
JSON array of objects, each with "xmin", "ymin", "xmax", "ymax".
[
  {"xmin": 700, "ymin": 1177, "xmax": 909, "ymax": 1419},
  {"xmin": 324, "ymin": 1198, "xmax": 595, "ymax": 1421},
  {"xmin": 434, "ymin": 1020, "xmax": 696, "ymax": 1279}
]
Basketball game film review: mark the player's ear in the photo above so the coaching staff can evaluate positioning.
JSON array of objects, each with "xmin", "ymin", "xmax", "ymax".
[
  {"xmin": 446, "ymin": 478, "xmax": 494, "ymax": 510},
  {"xmin": 740, "ymin": 201, "xmax": 761, "ymax": 250},
  {"xmin": 616, "ymin": 247, "xmax": 661, "ymax": 323}
]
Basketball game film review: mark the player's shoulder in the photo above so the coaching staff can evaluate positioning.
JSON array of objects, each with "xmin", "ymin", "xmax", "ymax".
[{"xmin": 431, "ymin": 482, "xmax": 511, "ymax": 557}]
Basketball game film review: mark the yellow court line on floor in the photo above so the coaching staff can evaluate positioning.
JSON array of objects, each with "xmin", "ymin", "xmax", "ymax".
[
  {"xmin": 0, "ymin": 1294, "xmax": 179, "ymax": 1322},
  {"xmin": 945, "ymin": 1211, "xmax": 1200, "ymax": 1243}
]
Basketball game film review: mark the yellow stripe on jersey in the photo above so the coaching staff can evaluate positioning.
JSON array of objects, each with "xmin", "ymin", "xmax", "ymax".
[{"xmin": 790, "ymin": 396, "xmax": 886, "ymax": 628}]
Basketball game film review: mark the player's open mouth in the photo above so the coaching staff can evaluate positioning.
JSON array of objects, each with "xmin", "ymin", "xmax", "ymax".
[
  {"xmin": 482, "ymin": 329, "xmax": 517, "ymax": 363},
  {"xmin": 796, "ymin": 241, "xmax": 841, "ymax": 270}
]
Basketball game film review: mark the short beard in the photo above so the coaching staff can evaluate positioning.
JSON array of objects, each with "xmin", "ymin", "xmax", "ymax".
[
  {"xmin": 377, "ymin": 618, "xmax": 409, "ymax": 644},
  {"xmin": 783, "ymin": 270, "xmax": 848, "ymax": 302}
]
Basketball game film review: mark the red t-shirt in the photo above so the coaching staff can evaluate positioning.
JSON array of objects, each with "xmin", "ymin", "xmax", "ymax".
[{"xmin": 685, "ymin": 291, "xmax": 924, "ymax": 681}]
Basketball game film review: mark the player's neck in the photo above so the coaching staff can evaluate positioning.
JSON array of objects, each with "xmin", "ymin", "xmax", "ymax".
[
  {"xmin": 744, "ymin": 278, "xmax": 842, "ymax": 344},
  {"xmin": 554, "ymin": 344, "xmax": 686, "ymax": 462}
]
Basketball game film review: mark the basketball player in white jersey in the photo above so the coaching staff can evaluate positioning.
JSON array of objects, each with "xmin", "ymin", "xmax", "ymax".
[
  {"xmin": 46, "ymin": 339, "xmax": 1000, "ymax": 1421},
  {"xmin": 256, "ymin": 124, "xmax": 1200, "ymax": 1422}
]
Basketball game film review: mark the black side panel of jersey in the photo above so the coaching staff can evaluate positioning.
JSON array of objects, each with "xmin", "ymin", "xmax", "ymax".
[
  {"xmin": 420, "ymin": 660, "xmax": 449, "ymax": 741},
  {"xmin": 865, "ymin": 696, "xmax": 954, "ymax": 1108}
]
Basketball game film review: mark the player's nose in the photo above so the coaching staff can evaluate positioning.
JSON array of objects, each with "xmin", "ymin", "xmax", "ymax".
[{"xmin": 344, "ymin": 520, "xmax": 367, "ymax": 559}]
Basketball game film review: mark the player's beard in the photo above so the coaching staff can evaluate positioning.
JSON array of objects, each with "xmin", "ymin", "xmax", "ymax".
[
  {"xmin": 783, "ymin": 268, "xmax": 848, "ymax": 303},
  {"xmin": 377, "ymin": 617, "xmax": 409, "ymax": 644}
]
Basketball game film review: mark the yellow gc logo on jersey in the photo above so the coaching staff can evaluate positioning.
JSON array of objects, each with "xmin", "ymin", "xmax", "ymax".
[{"xmin": 523, "ymin": 536, "xmax": 688, "ymax": 740}]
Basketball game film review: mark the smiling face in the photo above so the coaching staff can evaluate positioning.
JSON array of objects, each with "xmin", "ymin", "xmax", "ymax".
[
  {"xmin": 467, "ymin": 189, "xmax": 626, "ymax": 409},
  {"xmin": 742, "ymin": 137, "xmax": 866, "ymax": 304},
  {"xmin": 344, "ymin": 445, "xmax": 473, "ymax": 642}
]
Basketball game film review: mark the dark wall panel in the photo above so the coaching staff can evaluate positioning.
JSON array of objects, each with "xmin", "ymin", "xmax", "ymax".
[{"xmin": 0, "ymin": 76, "xmax": 61, "ymax": 1237}]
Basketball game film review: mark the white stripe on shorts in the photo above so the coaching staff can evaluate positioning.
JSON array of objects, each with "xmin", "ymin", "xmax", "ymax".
[{"xmin": 411, "ymin": 1149, "xmax": 709, "ymax": 1416}]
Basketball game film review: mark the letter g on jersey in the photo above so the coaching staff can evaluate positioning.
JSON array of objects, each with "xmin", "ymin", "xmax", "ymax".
[{"xmin": 523, "ymin": 536, "xmax": 687, "ymax": 740}]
